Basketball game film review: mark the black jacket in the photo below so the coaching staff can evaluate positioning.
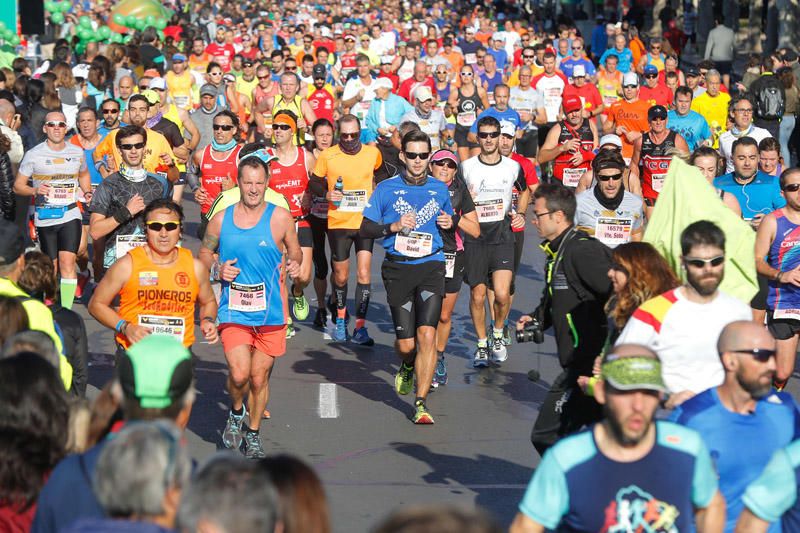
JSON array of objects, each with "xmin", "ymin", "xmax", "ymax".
[
  {"xmin": 0, "ymin": 151, "xmax": 15, "ymax": 221},
  {"xmin": 533, "ymin": 227, "xmax": 613, "ymax": 373}
]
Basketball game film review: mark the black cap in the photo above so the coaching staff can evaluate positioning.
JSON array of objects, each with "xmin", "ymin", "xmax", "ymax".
[
  {"xmin": 312, "ymin": 64, "xmax": 326, "ymax": 79},
  {"xmin": 0, "ymin": 220, "xmax": 23, "ymax": 266},
  {"xmin": 648, "ymin": 105, "xmax": 668, "ymax": 120},
  {"xmin": 783, "ymin": 50, "xmax": 798, "ymax": 63},
  {"xmin": 685, "ymin": 67, "xmax": 699, "ymax": 77},
  {"xmin": 242, "ymin": 58, "xmax": 254, "ymax": 67}
]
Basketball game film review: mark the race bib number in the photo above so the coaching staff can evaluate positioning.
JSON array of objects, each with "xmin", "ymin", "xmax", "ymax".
[
  {"xmin": 395, "ymin": 231, "xmax": 433, "ymax": 258},
  {"xmin": 475, "ymin": 198, "xmax": 505, "ymax": 223},
  {"xmin": 562, "ymin": 167, "xmax": 584, "ymax": 188},
  {"xmin": 174, "ymin": 95, "xmax": 190, "ymax": 108},
  {"xmin": 46, "ymin": 183, "xmax": 77, "ymax": 206},
  {"xmin": 457, "ymin": 111, "xmax": 476, "ymax": 127},
  {"xmin": 773, "ymin": 308, "xmax": 800, "ymax": 320},
  {"xmin": 338, "ymin": 190, "xmax": 367, "ymax": 212},
  {"xmin": 115, "ymin": 234, "xmax": 147, "ymax": 259},
  {"xmin": 138, "ymin": 315, "xmax": 185, "ymax": 343},
  {"xmin": 594, "ymin": 217, "xmax": 633, "ymax": 246},
  {"xmin": 652, "ymin": 173, "xmax": 666, "ymax": 193},
  {"xmin": 465, "ymin": 53, "xmax": 477, "ymax": 64},
  {"xmin": 445, "ymin": 252, "xmax": 456, "ymax": 278},
  {"xmin": 355, "ymin": 101, "xmax": 371, "ymax": 121},
  {"xmin": 229, "ymin": 282, "xmax": 266, "ymax": 312}
]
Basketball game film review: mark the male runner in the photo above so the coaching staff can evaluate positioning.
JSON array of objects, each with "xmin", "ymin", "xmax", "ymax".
[
  {"xmin": 538, "ymin": 95, "xmax": 598, "ymax": 188},
  {"xmin": 603, "ymin": 72, "xmax": 650, "ymax": 161}
]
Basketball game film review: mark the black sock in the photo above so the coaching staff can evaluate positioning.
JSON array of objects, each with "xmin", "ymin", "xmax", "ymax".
[
  {"xmin": 437, "ymin": 351, "xmax": 444, "ymax": 359},
  {"xmin": 415, "ymin": 396, "xmax": 425, "ymax": 404},
  {"xmin": 355, "ymin": 283, "xmax": 371, "ymax": 318},
  {"xmin": 334, "ymin": 282, "xmax": 348, "ymax": 311},
  {"xmin": 245, "ymin": 427, "xmax": 258, "ymax": 435},
  {"xmin": 231, "ymin": 405, "xmax": 244, "ymax": 416}
]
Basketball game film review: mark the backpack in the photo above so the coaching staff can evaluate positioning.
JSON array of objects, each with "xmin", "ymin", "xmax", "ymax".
[{"xmin": 756, "ymin": 76, "xmax": 785, "ymax": 121}]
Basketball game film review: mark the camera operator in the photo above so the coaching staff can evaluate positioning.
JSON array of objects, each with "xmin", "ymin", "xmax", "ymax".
[{"xmin": 517, "ymin": 183, "xmax": 613, "ymax": 456}]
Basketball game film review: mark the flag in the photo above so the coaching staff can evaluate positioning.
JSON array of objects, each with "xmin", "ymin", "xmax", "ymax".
[{"xmin": 643, "ymin": 156, "xmax": 758, "ymax": 304}]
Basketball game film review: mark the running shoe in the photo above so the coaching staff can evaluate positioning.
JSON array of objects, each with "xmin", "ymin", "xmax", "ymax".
[
  {"xmin": 432, "ymin": 355, "xmax": 448, "ymax": 387},
  {"xmin": 473, "ymin": 344, "xmax": 490, "ymax": 368},
  {"xmin": 313, "ymin": 308, "xmax": 327, "ymax": 329},
  {"xmin": 395, "ymin": 362, "xmax": 415, "ymax": 395},
  {"xmin": 502, "ymin": 324, "xmax": 512, "ymax": 347},
  {"xmin": 292, "ymin": 291, "xmax": 310, "ymax": 321},
  {"xmin": 243, "ymin": 430, "xmax": 266, "ymax": 459},
  {"xmin": 492, "ymin": 333, "xmax": 508, "ymax": 363},
  {"xmin": 75, "ymin": 271, "xmax": 90, "ymax": 299},
  {"xmin": 262, "ymin": 408, "xmax": 271, "ymax": 419},
  {"xmin": 351, "ymin": 326, "xmax": 375, "ymax": 346},
  {"xmin": 222, "ymin": 409, "xmax": 246, "ymax": 450},
  {"xmin": 412, "ymin": 400, "xmax": 434, "ymax": 424},
  {"xmin": 332, "ymin": 317, "xmax": 347, "ymax": 342},
  {"xmin": 285, "ymin": 322, "xmax": 296, "ymax": 339}
]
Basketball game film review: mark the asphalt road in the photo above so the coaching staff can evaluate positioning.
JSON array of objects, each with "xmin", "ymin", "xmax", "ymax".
[{"xmin": 74, "ymin": 194, "xmax": 800, "ymax": 532}]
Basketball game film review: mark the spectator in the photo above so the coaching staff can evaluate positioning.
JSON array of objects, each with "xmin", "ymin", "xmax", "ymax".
[
  {"xmin": 0, "ymin": 294, "xmax": 28, "ymax": 346},
  {"xmin": 374, "ymin": 505, "xmax": 501, "ymax": 533},
  {"xmin": 750, "ymin": 56, "xmax": 786, "ymax": 139},
  {"xmin": 778, "ymin": 66, "xmax": 799, "ymax": 166},
  {"xmin": 705, "ymin": 17, "xmax": 735, "ymax": 87},
  {"xmin": 260, "ymin": 455, "xmax": 331, "ymax": 533},
  {"xmin": 3, "ymin": 330, "xmax": 59, "ymax": 369}
]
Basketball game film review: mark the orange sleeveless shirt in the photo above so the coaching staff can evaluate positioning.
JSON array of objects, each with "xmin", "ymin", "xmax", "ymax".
[{"xmin": 118, "ymin": 246, "xmax": 199, "ymax": 348}]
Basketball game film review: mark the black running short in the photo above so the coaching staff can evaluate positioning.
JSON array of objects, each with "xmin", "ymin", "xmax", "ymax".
[
  {"xmin": 516, "ymin": 129, "xmax": 538, "ymax": 158},
  {"xmin": 444, "ymin": 251, "xmax": 465, "ymax": 294},
  {"xmin": 328, "ymin": 228, "xmax": 374, "ymax": 262},
  {"xmin": 464, "ymin": 241, "xmax": 515, "ymax": 288},
  {"xmin": 488, "ymin": 232, "xmax": 524, "ymax": 294},
  {"xmin": 38, "ymin": 219, "xmax": 82, "ymax": 259},
  {"xmin": 767, "ymin": 310, "xmax": 800, "ymax": 340},
  {"xmin": 308, "ymin": 214, "xmax": 329, "ymax": 280},
  {"xmin": 751, "ymin": 272, "xmax": 769, "ymax": 311},
  {"xmin": 297, "ymin": 222, "xmax": 313, "ymax": 248},
  {"xmin": 382, "ymin": 260, "xmax": 445, "ymax": 339}
]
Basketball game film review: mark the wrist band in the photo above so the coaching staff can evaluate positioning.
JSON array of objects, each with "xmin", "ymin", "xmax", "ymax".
[
  {"xmin": 115, "ymin": 319, "xmax": 127, "ymax": 333},
  {"xmin": 201, "ymin": 316, "xmax": 215, "ymax": 323}
]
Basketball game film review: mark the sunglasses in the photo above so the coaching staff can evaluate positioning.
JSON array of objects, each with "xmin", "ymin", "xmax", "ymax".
[
  {"xmin": 146, "ymin": 221, "xmax": 181, "ymax": 232},
  {"xmin": 433, "ymin": 160, "xmax": 457, "ymax": 169},
  {"xmin": 645, "ymin": 74, "xmax": 658, "ymax": 79},
  {"xmin": 258, "ymin": 75, "xmax": 270, "ymax": 79},
  {"xmin": 404, "ymin": 151, "xmax": 430, "ymax": 160},
  {"xmin": 138, "ymin": 85, "xmax": 149, "ymax": 90},
  {"xmin": 522, "ymin": 55, "xmax": 535, "ymax": 59},
  {"xmin": 340, "ymin": 132, "xmax": 359, "ymax": 140},
  {"xmin": 119, "ymin": 142, "xmax": 145, "ymax": 150},
  {"xmin": 102, "ymin": 108, "xmax": 119, "ymax": 115},
  {"xmin": 572, "ymin": 46, "xmax": 582, "ymax": 50},
  {"xmin": 45, "ymin": 121, "xmax": 67, "ymax": 128},
  {"xmin": 784, "ymin": 183, "xmax": 800, "ymax": 192},
  {"xmin": 213, "ymin": 124, "xmax": 236, "ymax": 131},
  {"xmin": 597, "ymin": 172, "xmax": 623, "ymax": 182},
  {"xmin": 622, "ymin": 84, "xmax": 638, "ymax": 89},
  {"xmin": 460, "ymin": 72, "xmax": 473, "ymax": 76},
  {"xmin": 209, "ymin": 71, "xmax": 223, "ymax": 76},
  {"xmin": 273, "ymin": 123, "xmax": 293, "ymax": 131},
  {"xmin": 477, "ymin": 131, "xmax": 501, "ymax": 139},
  {"xmin": 684, "ymin": 255, "xmax": 725, "ymax": 268},
  {"xmin": 285, "ymin": 66, "xmax": 298, "ymax": 71},
  {"xmin": 732, "ymin": 348, "xmax": 777, "ymax": 362}
]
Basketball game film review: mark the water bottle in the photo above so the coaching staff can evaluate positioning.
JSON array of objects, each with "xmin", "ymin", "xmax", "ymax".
[
  {"xmin": 333, "ymin": 176, "xmax": 343, "ymax": 207},
  {"xmin": 400, "ymin": 209, "xmax": 416, "ymax": 236}
]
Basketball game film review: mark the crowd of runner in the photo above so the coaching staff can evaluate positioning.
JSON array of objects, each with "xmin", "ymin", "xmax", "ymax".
[{"xmin": 5, "ymin": 0, "xmax": 800, "ymax": 531}]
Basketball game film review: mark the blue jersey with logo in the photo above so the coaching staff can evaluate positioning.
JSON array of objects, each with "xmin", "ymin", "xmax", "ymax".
[
  {"xmin": 667, "ymin": 110, "xmax": 712, "ymax": 151},
  {"xmin": 767, "ymin": 209, "xmax": 800, "ymax": 313},
  {"xmin": 518, "ymin": 421, "xmax": 718, "ymax": 532},
  {"xmin": 714, "ymin": 171, "xmax": 785, "ymax": 220},
  {"xmin": 743, "ymin": 439, "xmax": 800, "ymax": 532},
  {"xmin": 362, "ymin": 175, "xmax": 453, "ymax": 265},
  {"xmin": 670, "ymin": 388, "xmax": 800, "ymax": 532},
  {"xmin": 469, "ymin": 107, "xmax": 521, "ymax": 134}
]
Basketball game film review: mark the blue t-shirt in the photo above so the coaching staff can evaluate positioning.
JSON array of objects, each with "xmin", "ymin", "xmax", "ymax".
[
  {"xmin": 469, "ymin": 107, "xmax": 521, "ymax": 134},
  {"xmin": 743, "ymin": 439, "xmax": 800, "ymax": 532},
  {"xmin": 560, "ymin": 57, "xmax": 597, "ymax": 79},
  {"xmin": 362, "ymin": 175, "xmax": 453, "ymax": 264},
  {"xmin": 486, "ymin": 48, "xmax": 508, "ymax": 71},
  {"xmin": 670, "ymin": 388, "xmax": 800, "ymax": 533},
  {"xmin": 480, "ymin": 70, "xmax": 505, "ymax": 94},
  {"xmin": 667, "ymin": 110, "xmax": 712, "ymax": 151},
  {"xmin": 518, "ymin": 421, "xmax": 718, "ymax": 532},
  {"xmin": 714, "ymin": 171, "xmax": 786, "ymax": 220}
]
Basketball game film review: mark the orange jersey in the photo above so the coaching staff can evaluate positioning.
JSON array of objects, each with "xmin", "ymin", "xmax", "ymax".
[
  {"xmin": 606, "ymin": 99, "xmax": 651, "ymax": 159},
  {"xmin": 117, "ymin": 246, "xmax": 200, "ymax": 349},
  {"xmin": 313, "ymin": 145, "xmax": 382, "ymax": 230}
]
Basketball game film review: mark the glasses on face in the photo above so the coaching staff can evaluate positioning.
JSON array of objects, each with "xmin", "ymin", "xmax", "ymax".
[
  {"xmin": 340, "ymin": 132, "xmax": 359, "ymax": 140},
  {"xmin": 285, "ymin": 66, "xmax": 298, "ymax": 71},
  {"xmin": 404, "ymin": 151, "xmax": 430, "ymax": 160},
  {"xmin": 645, "ymin": 74, "xmax": 658, "ymax": 79},
  {"xmin": 146, "ymin": 221, "xmax": 181, "ymax": 232},
  {"xmin": 684, "ymin": 255, "xmax": 725, "ymax": 268},
  {"xmin": 732, "ymin": 348, "xmax": 777, "ymax": 362},
  {"xmin": 651, "ymin": 45, "xmax": 661, "ymax": 50},
  {"xmin": 523, "ymin": 54, "xmax": 535, "ymax": 59},
  {"xmin": 258, "ymin": 75, "xmax": 270, "ymax": 80},
  {"xmin": 209, "ymin": 71, "xmax": 223, "ymax": 76},
  {"xmin": 783, "ymin": 183, "xmax": 800, "ymax": 192},
  {"xmin": 734, "ymin": 108, "xmax": 753, "ymax": 114},
  {"xmin": 597, "ymin": 172, "xmax": 623, "ymax": 182},
  {"xmin": 213, "ymin": 124, "xmax": 236, "ymax": 131},
  {"xmin": 102, "ymin": 108, "xmax": 119, "ymax": 115},
  {"xmin": 532, "ymin": 210, "xmax": 554, "ymax": 220},
  {"xmin": 623, "ymin": 84, "xmax": 638, "ymax": 89},
  {"xmin": 477, "ymin": 55, "xmax": 485, "ymax": 60},
  {"xmin": 45, "ymin": 121, "xmax": 67, "ymax": 128},
  {"xmin": 433, "ymin": 160, "xmax": 457, "ymax": 169},
  {"xmin": 460, "ymin": 71, "xmax": 473, "ymax": 77},
  {"xmin": 572, "ymin": 46, "xmax": 582, "ymax": 50},
  {"xmin": 139, "ymin": 85, "xmax": 149, "ymax": 90},
  {"xmin": 650, "ymin": 116, "xmax": 666, "ymax": 122},
  {"xmin": 119, "ymin": 142, "xmax": 145, "ymax": 150},
  {"xmin": 273, "ymin": 123, "xmax": 293, "ymax": 131},
  {"xmin": 477, "ymin": 131, "xmax": 501, "ymax": 139}
]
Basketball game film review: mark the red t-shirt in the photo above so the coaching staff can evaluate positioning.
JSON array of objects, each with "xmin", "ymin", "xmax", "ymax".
[
  {"xmin": 639, "ymin": 83, "xmax": 673, "ymax": 108},
  {"xmin": 397, "ymin": 76, "xmax": 436, "ymax": 103},
  {"xmin": 562, "ymin": 83, "xmax": 604, "ymax": 114},
  {"xmin": 205, "ymin": 42, "xmax": 236, "ymax": 71}
]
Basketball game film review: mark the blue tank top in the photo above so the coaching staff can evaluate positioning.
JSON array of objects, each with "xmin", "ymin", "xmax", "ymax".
[
  {"xmin": 218, "ymin": 203, "xmax": 285, "ymax": 326},
  {"xmin": 767, "ymin": 208, "xmax": 800, "ymax": 312}
]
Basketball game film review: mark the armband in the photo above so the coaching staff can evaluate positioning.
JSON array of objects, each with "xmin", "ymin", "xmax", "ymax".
[{"xmin": 113, "ymin": 205, "xmax": 132, "ymax": 224}]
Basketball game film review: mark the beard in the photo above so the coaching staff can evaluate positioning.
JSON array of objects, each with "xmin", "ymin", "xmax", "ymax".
[
  {"xmin": 603, "ymin": 401, "xmax": 654, "ymax": 447},
  {"xmin": 737, "ymin": 369, "xmax": 775, "ymax": 400},
  {"xmin": 686, "ymin": 268, "xmax": 723, "ymax": 296}
]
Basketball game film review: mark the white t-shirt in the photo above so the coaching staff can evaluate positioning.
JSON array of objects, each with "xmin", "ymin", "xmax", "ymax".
[
  {"xmin": 400, "ymin": 108, "xmax": 448, "ymax": 150},
  {"xmin": 718, "ymin": 125, "xmax": 773, "ymax": 173},
  {"xmin": 19, "ymin": 142, "xmax": 86, "ymax": 228},
  {"xmin": 614, "ymin": 287, "xmax": 751, "ymax": 394},
  {"xmin": 342, "ymin": 77, "xmax": 378, "ymax": 126},
  {"xmin": 509, "ymin": 86, "xmax": 544, "ymax": 127}
]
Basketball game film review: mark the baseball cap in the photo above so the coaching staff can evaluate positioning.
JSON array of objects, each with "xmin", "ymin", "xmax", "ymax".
[
  {"xmin": 148, "ymin": 77, "xmax": 167, "ymax": 91},
  {"xmin": 374, "ymin": 77, "xmax": 394, "ymax": 90},
  {"xmin": 465, "ymin": 26, "xmax": 475, "ymax": 34},
  {"xmin": 117, "ymin": 335, "xmax": 193, "ymax": 409},
  {"xmin": 223, "ymin": 73, "xmax": 236, "ymax": 84},
  {"xmin": 200, "ymin": 83, "xmax": 217, "ymax": 97},
  {"xmin": 562, "ymin": 95, "xmax": 582, "ymax": 114},
  {"xmin": 572, "ymin": 64, "xmax": 586, "ymax": 78},
  {"xmin": 598, "ymin": 134, "xmax": 623, "ymax": 149},
  {"xmin": 344, "ymin": 33, "xmax": 356, "ymax": 41},
  {"xmin": 141, "ymin": 89, "xmax": 160, "ymax": 105},
  {"xmin": 414, "ymin": 86, "xmax": 433, "ymax": 101},
  {"xmin": 783, "ymin": 50, "xmax": 798, "ymax": 63},
  {"xmin": 0, "ymin": 220, "xmax": 23, "ymax": 266},
  {"xmin": 499, "ymin": 120, "xmax": 516, "ymax": 137},
  {"xmin": 172, "ymin": 53, "xmax": 187, "ymax": 62},
  {"xmin": 643, "ymin": 64, "xmax": 658, "ymax": 76},
  {"xmin": 312, "ymin": 64, "xmax": 327, "ymax": 79},
  {"xmin": 601, "ymin": 354, "xmax": 667, "ymax": 393},
  {"xmin": 492, "ymin": 32, "xmax": 504, "ymax": 42},
  {"xmin": 242, "ymin": 58, "xmax": 254, "ymax": 67},
  {"xmin": 648, "ymin": 105, "xmax": 668, "ymax": 120},
  {"xmin": 143, "ymin": 68, "xmax": 161, "ymax": 78},
  {"xmin": 622, "ymin": 71, "xmax": 639, "ymax": 86},
  {"xmin": 431, "ymin": 149, "xmax": 459, "ymax": 164},
  {"xmin": 685, "ymin": 67, "xmax": 699, "ymax": 77}
]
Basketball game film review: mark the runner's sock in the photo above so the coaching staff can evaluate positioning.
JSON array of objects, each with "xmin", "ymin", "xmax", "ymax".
[
  {"xmin": 493, "ymin": 327, "xmax": 504, "ymax": 339},
  {"xmin": 60, "ymin": 278, "xmax": 78, "ymax": 309},
  {"xmin": 231, "ymin": 405, "xmax": 244, "ymax": 417},
  {"xmin": 334, "ymin": 282, "xmax": 347, "ymax": 319},
  {"xmin": 477, "ymin": 338, "xmax": 488, "ymax": 348},
  {"xmin": 245, "ymin": 427, "xmax": 258, "ymax": 435},
  {"xmin": 355, "ymin": 283, "xmax": 371, "ymax": 320},
  {"xmin": 437, "ymin": 350, "xmax": 444, "ymax": 359}
]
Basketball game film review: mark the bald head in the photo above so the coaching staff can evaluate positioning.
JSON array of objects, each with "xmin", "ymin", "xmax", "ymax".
[
  {"xmin": 606, "ymin": 343, "xmax": 659, "ymax": 361},
  {"xmin": 717, "ymin": 321, "xmax": 775, "ymax": 356},
  {"xmin": 0, "ymin": 100, "xmax": 14, "ymax": 124}
]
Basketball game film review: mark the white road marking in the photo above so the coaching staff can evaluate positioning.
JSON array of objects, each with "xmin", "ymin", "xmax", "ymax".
[{"xmin": 318, "ymin": 383, "xmax": 339, "ymax": 418}]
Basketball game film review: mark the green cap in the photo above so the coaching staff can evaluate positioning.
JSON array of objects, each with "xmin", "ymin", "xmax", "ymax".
[
  {"xmin": 118, "ymin": 335, "xmax": 193, "ymax": 409},
  {"xmin": 601, "ymin": 355, "xmax": 666, "ymax": 393}
]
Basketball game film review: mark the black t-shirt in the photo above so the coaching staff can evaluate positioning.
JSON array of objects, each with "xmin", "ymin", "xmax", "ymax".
[
  {"xmin": 151, "ymin": 117, "xmax": 184, "ymax": 149},
  {"xmin": 441, "ymin": 176, "xmax": 475, "ymax": 253},
  {"xmin": 139, "ymin": 44, "xmax": 165, "ymax": 74}
]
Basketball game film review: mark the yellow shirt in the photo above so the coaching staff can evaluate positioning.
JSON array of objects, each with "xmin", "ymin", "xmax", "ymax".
[
  {"xmin": 312, "ymin": 145, "xmax": 382, "ymax": 230},
  {"xmin": 236, "ymin": 76, "xmax": 259, "ymax": 101},
  {"xmin": 165, "ymin": 70, "xmax": 194, "ymax": 110},
  {"xmin": 94, "ymin": 128, "xmax": 176, "ymax": 174},
  {"xmin": 691, "ymin": 91, "xmax": 731, "ymax": 148}
]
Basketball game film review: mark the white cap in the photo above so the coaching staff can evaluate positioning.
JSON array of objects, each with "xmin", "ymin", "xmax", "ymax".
[
  {"xmin": 598, "ymin": 134, "xmax": 623, "ymax": 149},
  {"xmin": 499, "ymin": 120, "xmax": 516, "ymax": 137},
  {"xmin": 414, "ymin": 85, "xmax": 433, "ymax": 101},
  {"xmin": 72, "ymin": 63, "xmax": 90, "ymax": 80},
  {"xmin": 373, "ymin": 77, "xmax": 394, "ymax": 90},
  {"xmin": 492, "ymin": 32, "xmax": 505, "ymax": 42},
  {"xmin": 622, "ymin": 72, "xmax": 639, "ymax": 86},
  {"xmin": 320, "ymin": 26, "xmax": 332, "ymax": 38},
  {"xmin": 148, "ymin": 77, "xmax": 167, "ymax": 90},
  {"xmin": 572, "ymin": 64, "xmax": 586, "ymax": 77}
]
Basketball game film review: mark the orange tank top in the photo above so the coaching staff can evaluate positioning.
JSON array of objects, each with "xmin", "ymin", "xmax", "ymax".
[{"xmin": 117, "ymin": 246, "xmax": 200, "ymax": 349}]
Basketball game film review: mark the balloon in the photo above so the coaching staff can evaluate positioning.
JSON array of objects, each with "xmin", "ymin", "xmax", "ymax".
[
  {"xmin": 44, "ymin": 1, "xmax": 57, "ymax": 13},
  {"xmin": 78, "ymin": 16, "xmax": 91, "ymax": 28},
  {"xmin": 155, "ymin": 18, "xmax": 167, "ymax": 30},
  {"xmin": 134, "ymin": 18, "xmax": 146, "ymax": 31},
  {"xmin": 144, "ymin": 15, "xmax": 156, "ymax": 27},
  {"xmin": 99, "ymin": 26, "xmax": 111, "ymax": 39},
  {"xmin": 75, "ymin": 42, "xmax": 86, "ymax": 55},
  {"xmin": 58, "ymin": 1, "xmax": 71, "ymax": 12},
  {"xmin": 113, "ymin": 13, "xmax": 124, "ymax": 25},
  {"xmin": 157, "ymin": 30, "xmax": 164, "ymax": 41},
  {"xmin": 51, "ymin": 12, "xmax": 64, "ymax": 24},
  {"xmin": 2, "ymin": 29, "xmax": 12, "ymax": 41},
  {"xmin": 9, "ymin": 36, "xmax": 20, "ymax": 47},
  {"xmin": 0, "ymin": 21, "xmax": 6, "ymax": 32},
  {"xmin": 78, "ymin": 28, "xmax": 92, "ymax": 41},
  {"xmin": 125, "ymin": 15, "xmax": 137, "ymax": 27}
]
